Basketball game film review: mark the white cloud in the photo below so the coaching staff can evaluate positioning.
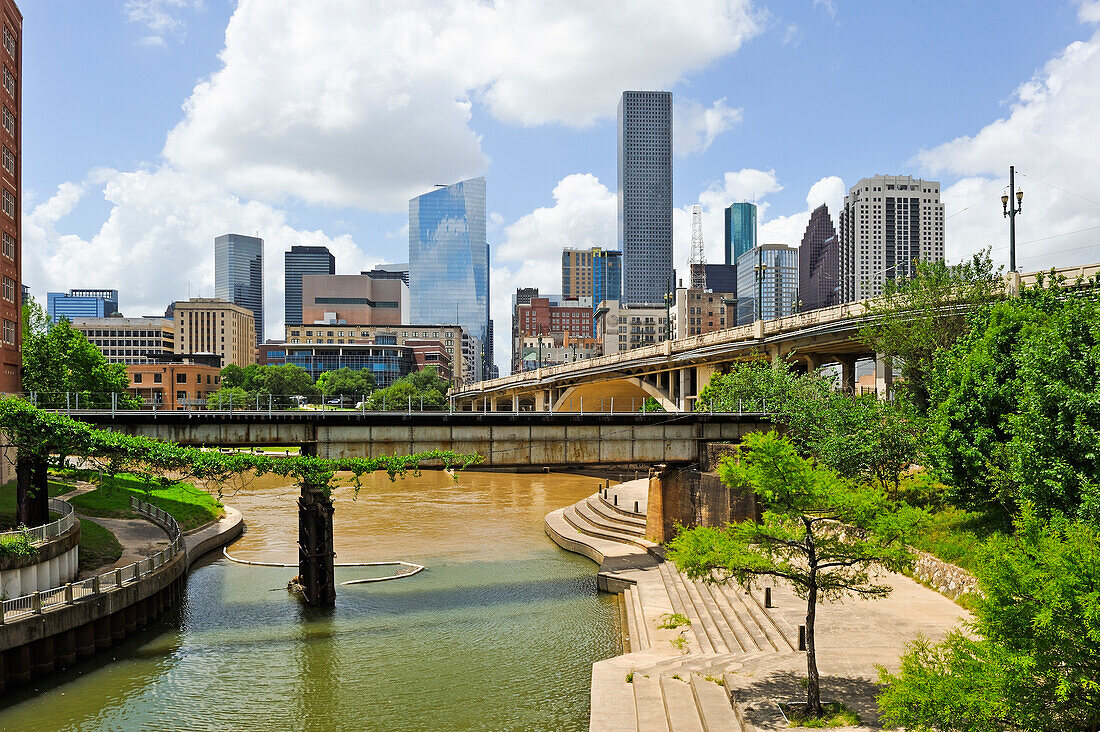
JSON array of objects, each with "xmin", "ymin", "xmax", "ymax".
[
  {"xmin": 1079, "ymin": 0, "xmax": 1100, "ymax": 23},
  {"xmin": 124, "ymin": 0, "xmax": 202, "ymax": 45},
  {"xmin": 917, "ymin": 29, "xmax": 1100, "ymax": 270},
  {"xmin": 674, "ymin": 98, "xmax": 743, "ymax": 156},
  {"xmin": 23, "ymin": 168, "xmax": 364, "ymax": 341},
  {"xmin": 164, "ymin": 0, "xmax": 763, "ymax": 211}
]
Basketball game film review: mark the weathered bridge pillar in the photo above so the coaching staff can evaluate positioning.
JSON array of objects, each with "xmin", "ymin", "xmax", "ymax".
[
  {"xmin": 16, "ymin": 453, "xmax": 49, "ymax": 528},
  {"xmin": 839, "ymin": 355, "xmax": 857, "ymax": 393},
  {"xmin": 297, "ymin": 481, "xmax": 336, "ymax": 608},
  {"xmin": 875, "ymin": 352, "xmax": 894, "ymax": 400}
]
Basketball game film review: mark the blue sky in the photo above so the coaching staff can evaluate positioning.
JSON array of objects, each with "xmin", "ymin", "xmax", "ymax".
[{"xmin": 21, "ymin": 1, "xmax": 1100, "ymax": 372}]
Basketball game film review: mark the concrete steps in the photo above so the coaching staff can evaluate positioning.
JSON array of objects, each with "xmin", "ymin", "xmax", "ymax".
[
  {"xmin": 563, "ymin": 505, "xmax": 651, "ymax": 549},
  {"xmin": 575, "ymin": 500, "xmax": 647, "ymax": 541},
  {"xmin": 598, "ymin": 489, "xmax": 648, "ymax": 522},
  {"xmin": 586, "ymin": 496, "xmax": 647, "ymax": 532}
]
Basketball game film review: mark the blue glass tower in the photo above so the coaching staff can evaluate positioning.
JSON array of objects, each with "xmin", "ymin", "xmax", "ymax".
[
  {"xmin": 215, "ymin": 233, "xmax": 264, "ymax": 346},
  {"xmin": 47, "ymin": 289, "xmax": 119, "ymax": 322},
  {"xmin": 724, "ymin": 202, "xmax": 757, "ymax": 265},
  {"xmin": 409, "ymin": 177, "xmax": 489, "ymax": 377},
  {"xmin": 592, "ymin": 248, "xmax": 622, "ymax": 305}
]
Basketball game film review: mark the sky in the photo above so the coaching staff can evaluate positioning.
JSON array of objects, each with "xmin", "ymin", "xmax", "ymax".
[{"xmin": 20, "ymin": 0, "xmax": 1100, "ymax": 374}]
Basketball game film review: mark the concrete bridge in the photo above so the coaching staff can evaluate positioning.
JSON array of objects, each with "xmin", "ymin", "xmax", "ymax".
[
  {"xmin": 69, "ymin": 410, "xmax": 774, "ymax": 468},
  {"xmin": 452, "ymin": 263, "xmax": 1100, "ymax": 413}
]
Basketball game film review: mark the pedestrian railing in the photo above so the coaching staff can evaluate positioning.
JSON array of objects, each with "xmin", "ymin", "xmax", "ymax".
[
  {"xmin": 0, "ymin": 497, "xmax": 183, "ymax": 625},
  {"xmin": 0, "ymin": 498, "xmax": 76, "ymax": 545}
]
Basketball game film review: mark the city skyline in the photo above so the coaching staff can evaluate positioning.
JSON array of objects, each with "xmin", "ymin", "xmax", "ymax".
[{"xmin": 17, "ymin": 1, "xmax": 1100, "ymax": 374}]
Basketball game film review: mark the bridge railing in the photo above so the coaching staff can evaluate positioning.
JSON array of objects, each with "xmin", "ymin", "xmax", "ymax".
[
  {"xmin": 0, "ymin": 497, "xmax": 183, "ymax": 625},
  {"xmin": 0, "ymin": 498, "xmax": 75, "ymax": 545}
]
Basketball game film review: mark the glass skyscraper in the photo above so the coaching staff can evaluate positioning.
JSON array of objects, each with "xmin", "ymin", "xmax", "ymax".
[
  {"xmin": 618, "ymin": 91, "xmax": 673, "ymax": 306},
  {"xmin": 409, "ymin": 177, "xmax": 489, "ymax": 378},
  {"xmin": 284, "ymin": 245, "xmax": 335, "ymax": 325},
  {"xmin": 724, "ymin": 202, "xmax": 757, "ymax": 265},
  {"xmin": 47, "ymin": 289, "xmax": 119, "ymax": 322},
  {"xmin": 593, "ymin": 248, "xmax": 623, "ymax": 305},
  {"xmin": 214, "ymin": 233, "xmax": 264, "ymax": 346},
  {"xmin": 736, "ymin": 243, "xmax": 798, "ymax": 325}
]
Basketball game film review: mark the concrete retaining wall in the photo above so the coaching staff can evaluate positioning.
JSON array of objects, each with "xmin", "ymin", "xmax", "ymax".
[
  {"xmin": 645, "ymin": 467, "xmax": 756, "ymax": 544},
  {"xmin": 0, "ymin": 521, "xmax": 81, "ymax": 599}
]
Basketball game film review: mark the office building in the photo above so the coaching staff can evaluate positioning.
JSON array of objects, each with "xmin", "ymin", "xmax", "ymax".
[
  {"xmin": 127, "ymin": 356, "xmax": 223, "ymax": 410},
  {"xmin": 409, "ymin": 177, "xmax": 489, "ymax": 378},
  {"xmin": 695, "ymin": 263, "xmax": 738, "ymax": 295},
  {"xmin": 71, "ymin": 316, "xmax": 175, "ymax": 364},
  {"xmin": 724, "ymin": 202, "xmax": 757, "ymax": 265},
  {"xmin": 265, "ymin": 342, "xmax": 451, "ymax": 386},
  {"xmin": 284, "ymin": 245, "xmax": 335, "ymax": 327},
  {"xmin": 47, "ymin": 289, "xmax": 118, "ymax": 321},
  {"xmin": 214, "ymin": 233, "xmax": 264, "ymax": 346},
  {"xmin": 673, "ymin": 288, "xmax": 737, "ymax": 339},
  {"xmin": 518, "ymin": 332, "xmax": 601, "ymax": 371},
  {"xmin": 839, "ymin": 175, "xmax": 944, "ymax": 302},
  {"xmin": 594, "ymin": 300, "xmax": 669, "ymax": 355},
  {"xmin": 173, "ymin": 298, "xmax": 256, "ymax": 367},
  {"xmin": 299, "ymin": 272, "xmax": 407, "ymax": 325},
  {"xmin": 562, "ymin": 247, "xmax": 623, "ymax": 304},
  {"xmin": 735, "ymin": 244, "xmax": 799, "ymax": 325},
  {"xmin": 367, "ymin": 262, "xmax": 410, "ymax": 286},
  {"xmin": 512, "ymin": 295, "xmax": 594, "ymax": 373},
  {"xmin": 799, "ymin": 204, "xmax": 840, "ymax": 311},
  {"xmin": 0, "ymin": 2, "xmax": 19, "ymax": 393},
  {"xmin": 618, "ymin": 91, "xmax": 673, "ymax": 305}
]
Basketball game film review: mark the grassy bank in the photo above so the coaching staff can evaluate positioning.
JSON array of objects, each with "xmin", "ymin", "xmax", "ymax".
[
  {"xmin": 77, "ymin": 518, "xmax": 123, "ymax": 573},
  {"xmin": 0, "ymin": 480, "xmax": 75, "ymax": 530},
  {"xmin": 66, "ymin": 474, "xmax": 224, "ymax": 532}
]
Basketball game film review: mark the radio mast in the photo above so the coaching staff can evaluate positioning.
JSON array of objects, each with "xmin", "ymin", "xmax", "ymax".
[{"xmin": 689, "ymin": 204, "xmax": 707, "ymax": 290}]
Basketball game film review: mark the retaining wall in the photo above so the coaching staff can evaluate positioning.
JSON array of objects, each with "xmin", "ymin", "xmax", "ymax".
[{"xmin": 0, "ymin": 520, "xmax": 80, "ymax": 599}]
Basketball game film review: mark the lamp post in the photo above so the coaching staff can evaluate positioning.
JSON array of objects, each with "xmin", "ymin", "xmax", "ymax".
[{"xmin": 1002, "ymin": 165, "xmax": 1024, "ymax": 273}]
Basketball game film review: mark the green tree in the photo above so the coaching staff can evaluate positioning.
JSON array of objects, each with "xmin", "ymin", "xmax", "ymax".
[
  {"xmin": 878, "ymin": 509, "xmax": 1100, "ymax": 731},
  {"xmin": 639, "ymin": 396, "xmax": 665, "ymax": 413},
  {"xmin": 366, "ymin": 367, "xmax": 448, "ymax": 411},
  {"xmin": 205, "ymin": 386, "xmax": 250, "ymax": 410},
  {"xmin": 253, "ymin": 364, "xmax": 317, "ymax": 397},
  {"xmin": 668, "ymin": 432, "xmax": 921, "ymax": 717},
  {"xmin": 316, "ymin": 367, "xmax": 376, "ymax": 399},
  {"xmin": 694, "ymin": 359, "xmax": 830, "ymax": 413},
  {"xmin": 859, "ymin": 250, "xmax": 1004, "ymax": 411},
  {"xmin": 21, "ymin": 298, "xmax": 141, "ymax": 409}
]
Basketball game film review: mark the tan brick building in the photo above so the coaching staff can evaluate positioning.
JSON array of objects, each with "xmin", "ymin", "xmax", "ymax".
[
  {"xmin": 126, "ymin": 359, "xmax": 223, "ymax": 410},
  {"xmin": 173, "ymin": 298, "xmax": 255, "ymax": 367}
]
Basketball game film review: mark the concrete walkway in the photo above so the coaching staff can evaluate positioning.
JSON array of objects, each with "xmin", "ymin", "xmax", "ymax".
[{"xmin": 546, "ymin": 481, "xmax": 970, "ymax": 731}]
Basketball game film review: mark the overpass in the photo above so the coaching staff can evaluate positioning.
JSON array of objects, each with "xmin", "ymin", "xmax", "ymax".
[
  {"xmin": 453, "ymin": 263, "xmax": 1100, "ymax": 413},
  {"xmin": 71, "ymin": 410, "xmax": 773, "ymax": 468}
]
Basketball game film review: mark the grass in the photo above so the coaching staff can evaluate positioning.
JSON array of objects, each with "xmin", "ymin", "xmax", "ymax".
[
  {"xmin": 66, "ymin": 474, "xmax": 223, "ymax": 532},
  {"xmin": 0, "ymin": 480, "xmax": 76, "ymax": 530},
  {"xmin": 659, "ymin": 612, "xmax": 691, "ymax": 629},
  {"xmin": 780, "ymin": 700, "xmax": 861, "ymax": 728},
  {"xmin": 77, "ymin": 518, "xmax": 123, "ymax": 573}
]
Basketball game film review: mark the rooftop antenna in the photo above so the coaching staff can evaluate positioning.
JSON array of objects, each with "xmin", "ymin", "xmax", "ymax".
[{"xmin": 689, "ymin": 204, "xmax": 707, "ymax": 290}]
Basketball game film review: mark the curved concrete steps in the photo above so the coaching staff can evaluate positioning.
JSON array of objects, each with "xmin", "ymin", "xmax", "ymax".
[{"xmin": 586, "ymin": 496, "xmax": 647, "ymax": 531}]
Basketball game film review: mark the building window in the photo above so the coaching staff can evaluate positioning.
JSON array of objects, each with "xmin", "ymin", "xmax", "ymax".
[
  {"xmin": 134, "ymin": 373, "xmax": 143, "ymax": 384},
  {"xmin": 1, "ymin": 188, "xmax": 13, "ymax": 218},
  {"xmin": 2, "ymin": 276, "xmax": 13, "ymax": 302},
  {"xmin": 1, "ymin": 318, "xmax": 12, "ymax": 344},
  {"xmin": 1, "ymin": 146, "xmax": 13, "ymax": 176},
  {"xmin": 176, "ymin": 372, "xmax": 187, "ymax": 384},
  {"xmin": 2, "ymin": 26, "xmax": 14, "ymax": 57},
  {"xmin": 176, "ymin": 391, "xmax": 187, "ymax": 402},
  {"xmin": 1, "ymin": 67, "xmax": 13, "ymax": 98}
]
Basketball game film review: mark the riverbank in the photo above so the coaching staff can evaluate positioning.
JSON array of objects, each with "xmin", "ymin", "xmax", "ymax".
[{"xmin": 548, "ymin": 479, "xmax": 971, "ymax": 731}]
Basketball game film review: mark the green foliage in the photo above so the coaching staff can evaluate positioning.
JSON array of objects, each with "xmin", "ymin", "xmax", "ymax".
[
  {"xmin": 694, "ymin": 359, "xmax": 828, "ymax": 413},
  {"xmin": 669, "ymin": 432, "xmax": 923, "ymax": 714},
  {"xmin": 0, "ymin": 479, "xmax": 70, "ymax": 529},
  {"xmin": 878, "ymin": 509, "xmax": 1100, "ymax": 731},
  {"xmin": 21, "ymin": 297, "xmax": 142, "ymax": 408},
  {"xmin": 927, "ymin": 276, "xmax": 1100, "ymax": 520},
  {"xmin": 858, "ymin": 250, "xmax": 1004, "ymax": 410},
  {"xmin": 0, "ymin": 529, "xmax": 37, "ymax": 559},
  {"xmin": 658, "ymin": 612, "xmax": 691, "ymax": 629},
  {"xmin": 218, "ymin": 363, "xmax": 318, "ymax": 398},
  {"xmin": 67, "ymin": 473, "xmax": 224, "ymax": 532},
  {"xmin": 781, "ymin": 701, "xmax": 861, "ymax": 728},
  {"xmin": 366, "ymin": 366, "xmax": 449, "ymax": 411},
  {"xmin": 205, "ymin": 386, "xmax": 251, "ymax": 410},
  {"xmin": 639, "ymin": 397, "xmax": 665, "ymax": 413},
  {"xmin": 316, "ymin": 367, "xmax": 376, "ymax": 398},
  {"xmin": 76, "ymin": 517, "xmax": 123, "ymax": 573}
]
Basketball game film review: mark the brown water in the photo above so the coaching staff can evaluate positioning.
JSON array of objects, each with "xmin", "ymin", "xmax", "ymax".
[{"xmin": 0, "ymin": 471, "xmax": 621, "ymax": 731}]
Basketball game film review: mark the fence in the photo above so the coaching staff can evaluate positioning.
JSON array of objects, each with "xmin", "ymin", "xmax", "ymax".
[
  {"xmin": 0, "ymin": 497, "xmax": 183, "ymax": 625},
  {"xmin": 0, "ymin": 498, "xmax": 75, "ymax": 545}
]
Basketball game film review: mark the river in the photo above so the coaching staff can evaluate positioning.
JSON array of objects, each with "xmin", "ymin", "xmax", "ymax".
[{"xmin": 0, "ymin": 471, "xmax": 620, "ymax": 731}]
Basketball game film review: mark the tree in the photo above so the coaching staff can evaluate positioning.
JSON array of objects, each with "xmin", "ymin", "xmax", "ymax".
[
  {"xmin": 878, "ymin": 509, "xmax": 1100, "ymax": 731},
  {"xmin": 366, "ymin": 367, "xmax": 448, "ymax": 411},
  {"xmin": 668, "ymin": 432, "xmax": 921, "ymax": 717},
  {"xmin": 316, "ymin": 367, "xmax": 376, "ymax": 399},
  {"xmin": 859, "ymin": 250, "xmax": 1004, "ymax": 411},
  {"xmin": 21, "ymin": 297, "xmax": 141, "ymax": 409},
  {"xmin": 206, "ymin": 386, "xmax": 250, "ymax": 410},
  {"xmin": 253, "ymin": 364, "xmax": 317, "ymax": 397},
  {"xmin": 694, "ymin": 359, "xmax": 830, "ymax": 414}
]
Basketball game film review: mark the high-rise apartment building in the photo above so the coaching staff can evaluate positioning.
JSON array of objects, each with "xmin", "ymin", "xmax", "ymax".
[
  {"xmin": 0, "ymin": 1, "xmax": 18, "ymax": 393},
  {"xmin": 724, "ymin": 202, "xmax": 757, "ymax": 265},
  {"xmin": 562, "ymin": 247, "xmax": 623, "ymax": 305},
  {"xmin": 300, "ymin": 272, "xmax": 407, "ymax": 325},
  {"xmin": 284, "ymin": 245, "xmax": 335, "ymax": 326},
  {"xmin": 799, "ymin": 204, "xmax": 840, "ymax": 312},
  {"xmin": 214, "ymin": 233, "xmax": 264, "ymax": 346},
  {"xmin": 618, "ymin": 91, "xmax": 673, "ymax": 306},
  {"xmin": 72, "ymin": 316, "xmax": 175, "ymax": 364},
  {"xmin": 409, "ymin": 177, "xmax": 489, "ymax": 379},
  {"xmin": 839, "ymin": 175, "xmax": 944, "ymax": 302},
  {"xmin": 594, "ymin": 300, "xmax": 669, "ymax": 355},
  {"xmin": 47, "ymin": 289, "xmax": 119, "ymax": 321},
  {"xmin": 673, "ymin": 287, "xmax": 737, "ymax": 339},
  {"xmin": 173, "ymin": 298, "xmax": 256, "ymax": 367},
  {"xmin": 735, "ymin": 244, "xmax": 799, "ymax": 325}
]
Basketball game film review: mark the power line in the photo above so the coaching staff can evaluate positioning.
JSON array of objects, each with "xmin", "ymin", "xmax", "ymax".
[
  {"xmin": 945, "ymin": 190, "xmax": 1002, "ymax": 221},
  {"xmin": 1017, "ymin": 171, "xmax": 1100, "ymax": 211}
]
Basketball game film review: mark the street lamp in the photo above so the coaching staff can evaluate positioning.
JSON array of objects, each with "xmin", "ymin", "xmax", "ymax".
[{"xmin": 1002, "ymin": 165, "xmax": 1024, "ymax": 273}]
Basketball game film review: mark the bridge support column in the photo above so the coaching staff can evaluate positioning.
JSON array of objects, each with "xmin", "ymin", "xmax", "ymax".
[
  {"xmin": 839, "ymin": 355, "xmax": 857, "ymax": 393},
  {"xmin": 298, "ymin": 479, "xmax": 336, "ymax": 608},
  {"xmin": 875, "ymin": 352, "xmax": 893, "ymax": 401},
  {"xmin": 534, "ymin": 391, "xmax": 546, "ymax": 412},
  {"xmin": 678, "ymin": 369, "xmax": 690, "ymax": 411},
  {"xmin": 489, "ymin": 395, "xmax": 499, "ymax": 412}
]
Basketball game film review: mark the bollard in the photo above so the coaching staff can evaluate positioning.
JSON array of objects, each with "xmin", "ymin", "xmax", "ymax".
[
  {"xmin": 92, "ymin": 575, "xmax": 100, "ymax": 595},
  {"xmin": 33, "ymin": 591, "xmax": 42, "ymax": 614},
  {"xmin": 0, "ymin": 602, "xmax": 5, "ymax": 624},
  {"xmin": 116, "ymin": 568, "xmax": 123, "ymax": 587},
  {"xmin": 65, "ymin": 583, "xmax": 74, "ymax": 604},
  {"xmin": 798, "ymin": 625, "xmax": 806, "ymax": 651},
  {"xmin": 613, "ymin": 495, "xmax": 618, "ymax": 506},
  {"xmin": 634, "ymin": 501, "xmax": 639, "ymax": 513},
  {"xmin": 764, "ymin": 587, "xmax": 772, "ymax": 608}
]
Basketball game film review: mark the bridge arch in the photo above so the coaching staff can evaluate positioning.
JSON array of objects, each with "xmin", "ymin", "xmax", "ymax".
[{"xmin": 552, "ymin": 377, "xmax": 677, "ymax": 412}]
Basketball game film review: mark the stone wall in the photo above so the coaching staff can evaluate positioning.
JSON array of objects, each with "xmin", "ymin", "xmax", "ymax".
[
  {"xmin": 912, "ymin": 550, "xmax": 978, "ymax": 600},
  {"xmin": 646, "ymin": 466, "xmax": 756, "ymax": 543}
]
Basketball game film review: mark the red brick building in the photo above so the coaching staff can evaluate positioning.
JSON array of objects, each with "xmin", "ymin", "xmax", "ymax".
[{"xmin": 0, "ymin": 1, "xmax": 20, "ymax": 393}]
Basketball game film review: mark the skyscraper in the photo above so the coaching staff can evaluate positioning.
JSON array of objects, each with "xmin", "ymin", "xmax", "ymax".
[
  {"xmin": 409, "ymin": 177, "xmax": 489, "ymax": 378},
  {"xmin": 618, "ymin": 90, "xmax": 673, "ymax": 306},
  {"xmin": 47, "ymin": 289, "xmax": 118, "ymax": 321},
  {"xmin": 284, "ymin": 245, "xmax": 334, "ymax": 326},
  {"xmin": 0, "ymin": 1, "xmax": 20, "ymax": 393},
  {"xmin": 736, "ymin": 243, "xmax": 799, "ymax": 325},
  {"xmin": 799, "ymin": 204, "xmax": 840, "ymax": 312},
  {"xmin": 724, "ymin": 202, "xmax": 757, "ymax": 265},
  {"xmin": 562, "ymin": 246, "xmax": 622, "ymax": 305},
  {"xmin": 214, "ymin": 233, "xmax": 264, "ymax": 346},
  {"xmin": 839, "ymin": 175, "xmax": 944, "ymax": 302}
]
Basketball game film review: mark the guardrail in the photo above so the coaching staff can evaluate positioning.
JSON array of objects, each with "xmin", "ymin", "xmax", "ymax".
[
  {"xmin": 0, "ymin": 498, "xmax": 75, "ymax": 545},
  {"xmin": 0, "ymin": 497, "xmax": 183, "ymax": 625}
]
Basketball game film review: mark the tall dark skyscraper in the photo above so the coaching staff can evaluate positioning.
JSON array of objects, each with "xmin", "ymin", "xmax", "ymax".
[
  {"xmin": 214, "ymin": 233, "xmax": 264, "ymax": 346},
  {"xmin": 284, "ymin": 245, "xmax": 335, "ymax": 325},
  {"xmin": 724, "ymin": 202, "xmax": 757, "ymax": 265},
  {"xmin": 798, "ymin": 204, "xmax": 840, "ymax": 312},
  {"xmin": 618, "ymin": 90, "xmax": 673, "ymax": 306}
]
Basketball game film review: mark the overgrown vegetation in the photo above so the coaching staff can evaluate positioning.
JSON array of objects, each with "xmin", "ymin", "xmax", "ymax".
[
  {"xmin": 67, "ymin": 473, "xmax": 224, "ymax": 532},
  {"xmin": 0, "ymin": 530, "xmax": 37, "ymax": 559}
]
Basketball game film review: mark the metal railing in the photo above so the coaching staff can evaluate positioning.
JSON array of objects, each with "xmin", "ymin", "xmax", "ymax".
[
  {"xmin": 0, "ymin": 498, "xmax": 75, "ymax": 544},
  {"xmin": 0, "ymin": 497, "xmax": 183, "ymax": 625}
]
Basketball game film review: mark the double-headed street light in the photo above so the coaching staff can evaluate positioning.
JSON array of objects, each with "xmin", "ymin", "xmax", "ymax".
[{"xmin": 1002, "ymin": 165, "xmax": 1024, "ymax": 273}]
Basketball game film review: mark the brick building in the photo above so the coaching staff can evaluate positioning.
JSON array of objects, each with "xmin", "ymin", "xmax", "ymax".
[
  {"xmin": 0, "ymin": 1, "xmax": 19, "ymax": 393},
  {"xmin": 126, "ymin": 358, "xmax": 222, "ymax": 410}
]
